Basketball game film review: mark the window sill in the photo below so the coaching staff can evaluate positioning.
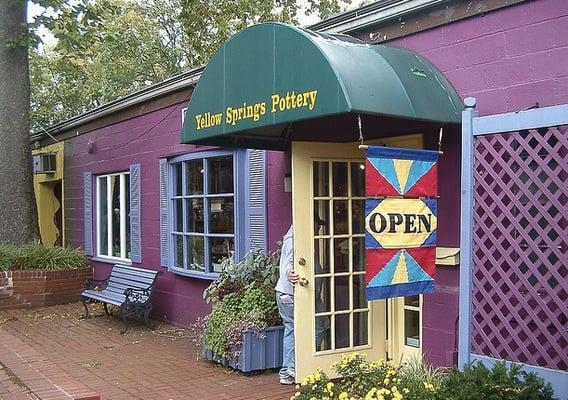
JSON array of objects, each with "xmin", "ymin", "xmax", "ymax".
[
  {"xmin": 169, "ymin": 266, "xmax": 219, "ymax": 280},
  {"xmin": 91, "ymin": 256, "xmax": 132, "ymax": 266}
]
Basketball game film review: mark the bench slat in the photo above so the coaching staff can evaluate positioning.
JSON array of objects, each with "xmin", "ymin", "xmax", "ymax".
[
  {"xmin": 109, "ymin": 271, "xmax": 156, "ymax": 285},
  {"xmin": 82, "ymin": 290, "xmax": 124, "ymax": 306},
  {"xmin": 107, "ymin": 276, "xmax": 152, "ymax": 290},
  {"xmin": 111, "ymin": 265, "xmax": 159, "ymax": 278}
]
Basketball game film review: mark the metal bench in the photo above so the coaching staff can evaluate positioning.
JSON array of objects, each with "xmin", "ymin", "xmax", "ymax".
[{"xmin": 81, "ymin": 264, "xmax": 161, "ymax": 334}]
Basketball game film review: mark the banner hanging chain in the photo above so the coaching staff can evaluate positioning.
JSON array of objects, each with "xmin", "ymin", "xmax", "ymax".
[{"xmin": 358, "ymin": 114, "xmax": 368, "ymax": 149}]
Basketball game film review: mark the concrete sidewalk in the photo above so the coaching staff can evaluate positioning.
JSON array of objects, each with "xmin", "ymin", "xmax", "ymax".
[{"xmin": 0, "ymin": 303, "xmax": 295, "ymax": 400}]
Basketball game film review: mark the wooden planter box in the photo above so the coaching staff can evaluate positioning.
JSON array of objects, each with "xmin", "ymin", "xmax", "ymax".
[
  {"xmin": 0, "ymin": 267, "xmax": 92, "ymax": 310},
  {"xmin": 204, "ymin": 326, "xmax": 284, "ymax": 373}
]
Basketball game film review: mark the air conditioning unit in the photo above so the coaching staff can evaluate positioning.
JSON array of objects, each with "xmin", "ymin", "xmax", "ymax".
[{"xmin": 33, "ymin": 153, "xmax": 57, "ymax": 174}]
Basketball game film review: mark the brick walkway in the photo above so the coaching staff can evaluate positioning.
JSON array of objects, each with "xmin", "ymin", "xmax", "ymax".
[{"xmin": 0, "ymin": 303, "xmax": 295, "ymax": 400}]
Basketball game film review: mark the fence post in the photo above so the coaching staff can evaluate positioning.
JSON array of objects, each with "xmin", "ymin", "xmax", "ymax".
[{"xmin": 458, "ymin": 97, "xmax": 478, "ymax": 370}]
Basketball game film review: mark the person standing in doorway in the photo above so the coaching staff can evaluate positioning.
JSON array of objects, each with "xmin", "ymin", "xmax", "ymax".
[{"xmin": 275, "ymin": 225, "xmax": 298, "ymax": 385}]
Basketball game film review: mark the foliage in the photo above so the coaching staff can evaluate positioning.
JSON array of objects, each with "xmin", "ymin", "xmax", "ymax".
[
  {"xmin": 292, "ymin": 354, "xmax": 554, "ymax": 400},
  {"xmin": 196, "ymin": 249, "xmax": 281, "ymax": 359},
  {"xmin": 436, "ymin": 362, "xmax": 554, "ymax": 400},
  {"xmin": 0, "ymin": 243, "xmax": 89, "ymax": 271},
  {"xmin": 28, "ymin": 0, "xmax": 353, "ymax": 130}
]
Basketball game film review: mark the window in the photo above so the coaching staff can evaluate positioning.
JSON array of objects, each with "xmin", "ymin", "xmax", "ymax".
[
  {"xmin": 96, "ymin": 172, "xmax": 131, "ymax": 261},
  {"xmin": 403, "ymin": 295, "xmax": 421, "ymax": 348},
  {"xmin": 169, "ymin": 153, "xmax": 237, "ymax": 275}
]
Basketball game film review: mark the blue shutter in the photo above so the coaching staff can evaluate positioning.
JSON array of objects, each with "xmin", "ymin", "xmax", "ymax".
[
  {"xmin": 247, "ymin": 150, "xmax": 267, "ymax": 252},
  {"xmin": 159, "ymin": 159, "xmax": 169, "ymax": 267},
  {"xmin": 83, "ymin": 172, "xmax": 93, "ymax": 256},
  {"xmin": 129, "ymin": 164, "xmax": 141, "ymax": 263}
]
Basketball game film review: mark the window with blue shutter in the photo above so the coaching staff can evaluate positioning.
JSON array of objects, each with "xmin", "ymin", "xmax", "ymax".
[
  {"xmin": 159, "ymin": 159, "xmax": 169, "ymax": 267},
  {"xmin": 165, "ymin": 149, "xmax": 266, "ymax": 279},
  {"xmin": 88, "ymin": 164, "xmax": 141, "ymax": 264}
]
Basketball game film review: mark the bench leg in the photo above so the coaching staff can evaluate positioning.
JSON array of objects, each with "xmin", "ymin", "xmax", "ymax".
[
  {"xmin": 144, "ymin": 306, "xmax": 153, "ymax": 331},
  {"xmin": 103, "ymin": 303, "xmax": 111, "ymax": 316},
  {"xmin": 81, "ymin": 298, "xmax": 90, "ymax": 318}
]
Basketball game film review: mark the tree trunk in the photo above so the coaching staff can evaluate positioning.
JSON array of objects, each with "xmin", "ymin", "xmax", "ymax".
[{"xmin": 0, "ymin": 0, "xmax": 39, "ymax": 244}]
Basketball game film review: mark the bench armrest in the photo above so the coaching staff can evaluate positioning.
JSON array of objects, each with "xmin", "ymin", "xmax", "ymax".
[
  {"xmin": 124, "ymin": 287, "xmax": 151, "ymax": 304},
  {"xmin": 84, "ymin": 277, "xmax": 109, "ymax": 291}
]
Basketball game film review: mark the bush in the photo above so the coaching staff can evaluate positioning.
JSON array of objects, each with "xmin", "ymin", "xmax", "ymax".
[
  {"xmin": 196, "ymin": 249, "xmax": 282, "ymax": 359},
  {"xmin": 0, "ymin": 243, "xmax": 89, "ymax": 271},
  {"xmin": 436, "ymin": 362, "xmax": 554, "ymax": 400},
  {"xmin": 292, "ymin": 354, "xmax": 555, "ymax": 400}
]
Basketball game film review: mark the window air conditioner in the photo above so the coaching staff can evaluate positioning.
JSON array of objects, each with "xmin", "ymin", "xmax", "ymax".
[{"xmin": 33, "ymin": 153, "xmax": 57, "ymax": 174}]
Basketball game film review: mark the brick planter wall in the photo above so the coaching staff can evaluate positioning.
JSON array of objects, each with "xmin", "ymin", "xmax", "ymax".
[{"xmin": 0, "ymin": 266, "xmax": 92, "ymax": 310}]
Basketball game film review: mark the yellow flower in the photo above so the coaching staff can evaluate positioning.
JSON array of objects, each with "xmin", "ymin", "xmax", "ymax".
[
  {"xmin": 402, "ymin": 388, "xmax": 410, "ymax": 394},
  {"xmin": 383, "ymin": 378, "xmax": 390, "ymax": 385},
  {"xmin": 339, "ymin": 392, "xmax": 349, "ymax": 400},
  {"xmin": 377, "ymin": 396, "xmax": 385, "ymax": 400}
]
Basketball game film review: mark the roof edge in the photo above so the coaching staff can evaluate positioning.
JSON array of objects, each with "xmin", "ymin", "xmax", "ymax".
[{"xmin": 307, "ymin": 0, "xmax": 446, "ymax": 34}]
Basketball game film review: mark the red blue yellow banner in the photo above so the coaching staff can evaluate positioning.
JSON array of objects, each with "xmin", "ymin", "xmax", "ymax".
[{"xmin": 365, "ymin": 146, "xmax": 438, "ymax": 300}]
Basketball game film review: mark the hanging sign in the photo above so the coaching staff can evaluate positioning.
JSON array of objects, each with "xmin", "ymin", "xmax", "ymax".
[{"xmin": 365, "ymin": 146, "xmax": 438, "ymax": 300}]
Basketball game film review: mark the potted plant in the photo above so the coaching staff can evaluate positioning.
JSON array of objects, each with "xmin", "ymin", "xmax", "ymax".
[{"xmin": 195, "ymin": 249, "xmax": 284, "ymax": 372}]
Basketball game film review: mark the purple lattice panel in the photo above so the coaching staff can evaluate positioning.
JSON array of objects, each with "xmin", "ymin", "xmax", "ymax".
[{"xmin": 471, "ymin": 126, "xmax": 567, "ymax": 371}]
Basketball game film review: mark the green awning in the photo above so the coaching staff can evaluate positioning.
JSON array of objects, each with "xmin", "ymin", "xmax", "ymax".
[{"xmin": 181, "ymin": 23, "xmax": 462, "ymax": 150}]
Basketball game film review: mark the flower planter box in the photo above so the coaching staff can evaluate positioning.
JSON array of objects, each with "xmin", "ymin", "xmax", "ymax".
[
  {"xmin": 0, "ymin": 267, "xmax": 92, "ymax": 310},
  {"xmin": 204, "ymin": 325, "xmax": 284, "ymax": 373}
]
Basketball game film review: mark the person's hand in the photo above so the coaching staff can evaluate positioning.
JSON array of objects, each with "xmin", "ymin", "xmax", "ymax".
[{"xmin": 287, "ymin": 270, "xmax": 300, "ymax": 284}]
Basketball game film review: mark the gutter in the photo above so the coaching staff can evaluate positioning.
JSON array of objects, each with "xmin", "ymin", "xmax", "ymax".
[{"xmin": 307, "ymin": 0, "xmax": 447, "ymax": 34}]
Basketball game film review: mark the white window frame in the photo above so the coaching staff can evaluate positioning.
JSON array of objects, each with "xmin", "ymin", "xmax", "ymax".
[{"xmin": 96, "ymin": 171, "xmax": 131, "ymax": 263}]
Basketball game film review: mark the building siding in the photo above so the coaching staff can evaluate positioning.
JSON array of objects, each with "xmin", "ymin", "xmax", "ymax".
[{"xmin": 369, "ymin": 0, "xmax": 568, "ymax": 367}]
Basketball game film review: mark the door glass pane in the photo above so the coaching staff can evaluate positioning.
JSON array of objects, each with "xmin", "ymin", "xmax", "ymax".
[
  {"xmin": 334, "ymin": 275, "xmax": 350, "ymax": 311},
  {"xmin": 208, "ymin": 156, "xmax": 233, "ymax": 194},
  {"xmin": 110, "ymin": 176, "xmax": 121, "ymax": 257},
  {"xmin": 405, "ymin": 309, "xmax": 420, "ymax": 347},
  {"xmin": 405, "ymin": 295, "xmax": 420, "ymax": 308},
  {"xmin": 353, "ymin": 311, "xmax": 368, "ymax": 346},
  {"xmin": 173, "ymin": 163, "xmax": 183, "ymax": 196},
  {"xmin": 333, "ymin": 200, "xmax": 349, "ymax": 235},
  {"xmin": 186, "ymin": 199, "xmax": 204, "ymax": 233},
  {"xmin": 335, "ymin": 313, "xmax": 350, "ymax": 349},
  {"xmin": 187, "ymin": 236, "xmax": 205, "ymax": 272},
  {"xmin": 353, "ymin": 274, "xmax": 367, "ymax": 310},
  {"xmin": 315, "ymin": 315, "xmax": 331, "ymax": 351},
  {"xmin": 352, "ymin": 237, "xmax": 365, "ymax": 272},
  {"xmin": 315, "ymin": 277, "xmax": 330, "ymax": 313},
  {"xmin": 186, "ymin": 159, "xmax": 204, "ymax": 195},
  {"xmin": 174, "ymin": 234, "xmax": 184, "ymax": 268},
  {"xmin": 210, "ymin": 237, "xmax": 234, "ymax": 272},
  {"xmin": 209, "ymin": 198, "xmax": 234, "ymax": 233},
  {"xmin": 99, "ymin": 177, "xmax": 108, "ymax": 256},
  {"xmin": 352, "ymin": 200, "xmax": 365, "ymax": 234},
  {"xmin": 314, "ymin": 200, "xmax": 329, "ymax": 235},
  {"xmin": 314, "ymin": 239, "xmax": 330, "ymax": 274},
  {"xmin": 332, "ymin": 162, "xmax": 348, "ymax": 197},
  {"xmin": 313, "ymin": 161, "xmax": 329, "ymax": 197},
  {"xmin": 333, "ymin": 238, "xmax": 349, "ymax": 273},
  {"xmin": 174, "ymin": 199, "xmax": 183, "ymax": 232},
  {"xmin": 351, "ymin": 162, "xmax": 365, "ymax": 197}
]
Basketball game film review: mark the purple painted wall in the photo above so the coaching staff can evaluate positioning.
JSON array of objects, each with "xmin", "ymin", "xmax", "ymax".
[
  {"xmin": 267, "ymin": 151, "xmax": 292, "ymax": 252},
  {"xmin": 385, "ymin": 0, "xmax": 568, "ymax": 366},
  {"xmin": 64, "ymin": 101, "xmax": 290, "ymax": 327}
]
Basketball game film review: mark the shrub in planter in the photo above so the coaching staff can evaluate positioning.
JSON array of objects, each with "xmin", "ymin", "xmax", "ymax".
[
  {"xmin": 0, "ymin": 243, "xmax": 91, "ymax": 309},
  {"xmin": 293, "ymin": 353, "xmax": 556, "ymax": 400},
  {"xmin": 0, "ymin": 243, "xmax": 89, "ymax": 271},
  {"xmin": 193, "ymin": 249, "xmax": 283, "ymax": 371},
  {"xmin": 436, "ymin": 362, "xmax": 554, "ymax": 400}
]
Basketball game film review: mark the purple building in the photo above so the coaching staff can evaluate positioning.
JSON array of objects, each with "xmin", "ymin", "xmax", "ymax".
[{"xmin": 32, "ymin": 0, "xmax": 567, "ymax": 394}]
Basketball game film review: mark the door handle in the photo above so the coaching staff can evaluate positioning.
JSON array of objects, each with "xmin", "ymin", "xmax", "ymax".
[
  {"xmin": 298, "ymin": 258, "xmax": 306, "ymax": 266},
  {"xmin": 299, "ymin": 277, "xmax": 309, "ymax": 287}
]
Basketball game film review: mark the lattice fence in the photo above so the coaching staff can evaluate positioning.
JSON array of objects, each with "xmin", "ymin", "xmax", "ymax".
[{"xmin": 471, "ymin": 125, "xmax": 567, "ymax": 371}]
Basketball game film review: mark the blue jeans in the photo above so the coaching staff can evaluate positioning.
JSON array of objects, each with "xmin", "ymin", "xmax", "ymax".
[{"xmin": 276, "ymin": 291, "xmax": 294, "ymax": 378}]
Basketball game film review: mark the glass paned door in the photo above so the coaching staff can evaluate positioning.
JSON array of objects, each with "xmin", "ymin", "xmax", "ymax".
[{"xmin": 292, "ymin": 142, "xmax": 386, "ymax": 381}]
